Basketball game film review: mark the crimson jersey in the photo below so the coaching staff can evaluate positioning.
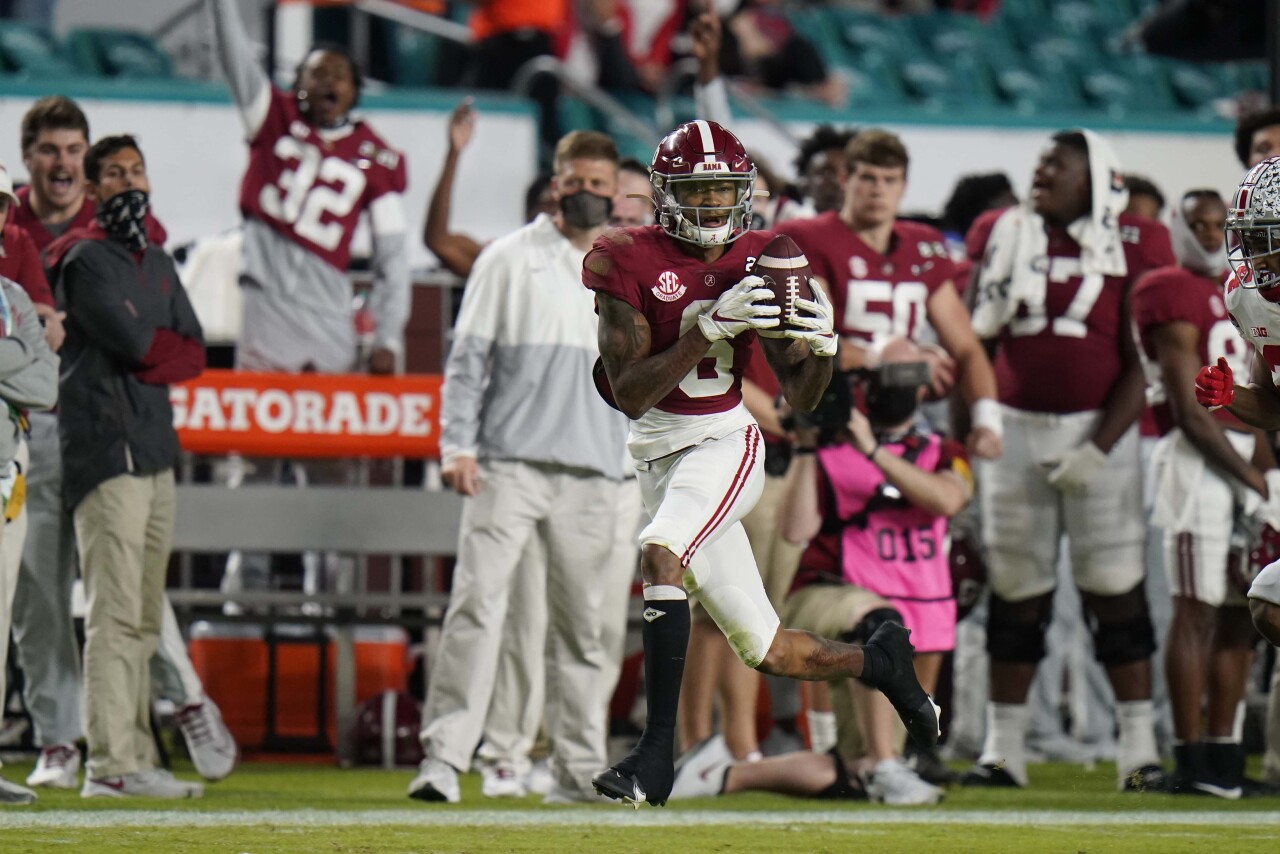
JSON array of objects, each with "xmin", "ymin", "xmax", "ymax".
[
  {"xmin": 966, "ymin": 208, "xmax": 1174, "ymax": 413},
  {"xmin": 777, "ymin": 212, "xmax": 955, "ymax": 344},
  {"xmin": 239, "ymin": 87, "xmax": 407, "ymax": 272},
  {"xmin": 1131, "ymin": 265, "xmax": 1245, "ymax": 435},
  {"xmin": 583, "ymin": 226, "xmax": 775, "ymax": 416}
]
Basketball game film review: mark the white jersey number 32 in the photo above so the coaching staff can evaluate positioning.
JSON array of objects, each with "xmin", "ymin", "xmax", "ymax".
[{"xmin": 259, "ymin": 136, "xmax": 366, "ymax": 252}]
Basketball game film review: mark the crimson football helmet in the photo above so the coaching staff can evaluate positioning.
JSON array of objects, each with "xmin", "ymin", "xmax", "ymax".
[
  {"xmin": 650, "ymin": 119, "xmax": 756, "ymax": 247},
  {"xmin": 351, "ymin": 690, "xmax": 424, "ymax": 768},
  {"xmin": 1227, "ymin": 155, "xmax": 1280, "ymax": 289}
]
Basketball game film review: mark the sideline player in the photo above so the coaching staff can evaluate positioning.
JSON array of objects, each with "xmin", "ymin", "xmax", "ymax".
[
  {"xmin": 1135, "ymin": 189, "xmax": 1274, "ymax": 798},
  {"xmin": 584, "ymin": 120, "xmax": 938, "ymax": 807},
  {"xmin": 777, "ymin": 129, "xmax": 1002, "ymax": 460},
  {"xmin": 962, "ymin": 129, "xmax": 1173, "ymax": 791}
]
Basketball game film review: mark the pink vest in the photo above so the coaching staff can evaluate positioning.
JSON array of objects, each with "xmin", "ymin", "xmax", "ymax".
[{"xmin": 817, "ymin": 438, "xmax": 956, "ymax": 653}]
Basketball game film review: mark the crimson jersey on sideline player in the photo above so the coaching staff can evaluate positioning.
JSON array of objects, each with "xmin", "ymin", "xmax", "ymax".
[
  {"xmin": 967, "ymin": 208, "xmax": 1174, "ymax": 413},
  {"xmin": 1131, "ymin": 265, "xmax": 1246, "ymax": 435},
  {"xmin": 778, "ymin": 212, "xmax": 954, "ymax": 345}
]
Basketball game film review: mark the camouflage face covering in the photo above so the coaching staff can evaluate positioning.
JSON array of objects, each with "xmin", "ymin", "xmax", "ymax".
[{"xmin": 96, "ymin": 188, "xmax": 149, "ymax": 252}]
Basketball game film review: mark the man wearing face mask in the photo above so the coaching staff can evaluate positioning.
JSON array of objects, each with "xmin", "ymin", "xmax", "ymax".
[
  {"xmin": 1133, "ymin": 188, "xmax": 1275, "ymax": 798},
  {"xmin": 409, "ymin": 131, "xmax": 629, "ymax": 805},
  {"xmin": 670, "ymin": 338, "xmax": 970, "ymax": 804},
  {"xmin": 47, "ymin": 135, "xmax": 206, "ymax": 798}
]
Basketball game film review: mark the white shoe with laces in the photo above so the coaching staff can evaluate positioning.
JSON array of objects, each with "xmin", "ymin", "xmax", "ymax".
[
  {"xmin": 670, "ymin": 734, "xmax": 734, "ymax": 800},
  {"xmin": 481, "ymin": 761, "xmax": 527, "ymax": 799},
  {"xmin": 408, "ymin": 757, "xmax": 460, "ymax": 803},
  {"xmin": 865, "ymin": 758, "xmax": 944, "ymax": 806},
  {"xmin": 177, "ymin": 699, "xmax": 239, "ymax": 781},
  {"xmin": 26, "ymin": 743, "xmax": 80, "ymax": 789},
  {"xmin": 524, "ymin": 759, "xmax": 553, "ymax": 796}
]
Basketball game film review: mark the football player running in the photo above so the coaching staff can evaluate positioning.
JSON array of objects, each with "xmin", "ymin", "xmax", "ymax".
[
  {"xmin": 962, "ymin": 130, "xmax": 1174, "ymax": 792},
  {"xmin": 1135, "ymin": 189, "xmax": 1274, "ymax": 798},
  {"xmin": 585, "ymin": 120, "xmax": 938, "ymax": 808},
  {"xmin": 1196, "ymin": 157, "xmax": 1280, "ymax": 675}
]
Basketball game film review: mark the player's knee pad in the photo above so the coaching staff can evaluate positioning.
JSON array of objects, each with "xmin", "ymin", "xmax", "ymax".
[
  {"xmin": 1081, "ymin": 586, "xmax": 1155, "ymax": 667},
  {"xmin": 985, "ymin": 592, "xmax": 1053, "ymax": 664},
  {"xmin": 839, "ymin": 607, "xmax": 904, "ymax": 646}
]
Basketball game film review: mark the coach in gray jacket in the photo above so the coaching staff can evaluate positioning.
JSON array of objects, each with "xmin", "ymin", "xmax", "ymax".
[
  {"xmin": 50, "ymin": 135, "xmax": 206, "ymax": 799},
  {"xmin": 409, "ymin": 130, "xmax": 630, "ymax": 805}
]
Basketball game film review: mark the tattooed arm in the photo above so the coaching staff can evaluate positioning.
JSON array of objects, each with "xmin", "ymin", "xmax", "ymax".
[
  {"xmin": 759, "ymin": 336, "xmax": 833, "ymax": 413},
  {"xmin": 597, "ymin": 292, "xmax": 714, "ymax": 420}
]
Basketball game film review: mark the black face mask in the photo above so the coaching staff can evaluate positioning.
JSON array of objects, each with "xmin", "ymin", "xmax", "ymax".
[
  {"xmin": 864, "ymin": 382, "xmax": 919, "ymax": 428},
  {"xmin": 97, "ymin": 189, "xmax": 149, "ymax": 252},
  {"xmin": 560, "ymin": 191, "xmax": 612, "ymax": 229}
]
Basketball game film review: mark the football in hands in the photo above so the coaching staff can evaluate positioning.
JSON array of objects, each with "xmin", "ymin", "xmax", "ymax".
[{"xmin": 751, "ymin": 234, "xmax": 816, "ymax": 334}]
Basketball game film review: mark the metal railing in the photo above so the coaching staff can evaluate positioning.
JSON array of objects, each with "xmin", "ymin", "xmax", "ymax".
[
  {"xmin": 656, "ymin": 58, "xmax": 800, "ymax": 148},
  {"xmin": 512, "ymin": 54, "xmax": 659, "ymax": 142}
]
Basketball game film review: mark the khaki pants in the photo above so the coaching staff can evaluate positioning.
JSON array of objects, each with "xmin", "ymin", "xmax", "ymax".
[
  {"xmin": 77, "ymin": 469, "xmax": 176, "ymax": 779},
  {"xmin": 421, "ymin": 460, "xmax": 618, "ymax": 796}
]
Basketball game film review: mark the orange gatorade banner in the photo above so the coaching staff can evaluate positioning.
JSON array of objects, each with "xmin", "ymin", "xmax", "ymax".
[{"xmin": 172, "ymin": 370, "xmax": 442, "ymax": 458}]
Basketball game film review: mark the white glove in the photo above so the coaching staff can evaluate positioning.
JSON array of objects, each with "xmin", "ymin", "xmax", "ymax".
[
  {"xmin": 1045, "ymin": 441, "xmax": 1106, "ymax": 496},
  {"xmin": 782, "ymin": 278, "xmax": 837, "ymax": 357},
  {"xmin": 697, "ymin": 275, "xmax": 780, "ymax": 342}
]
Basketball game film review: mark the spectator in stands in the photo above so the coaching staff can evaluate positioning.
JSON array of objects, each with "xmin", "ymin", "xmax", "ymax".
[
  {"xmin": 963, "ymin": 129, "xmax": 1173, "ymax": 792},
  {"xmin": 1236, "ymin": 108, "xmax": 1280, "ymax": 169},
  {"xmin": 47, "ymin": 135, "xmax": 207, "ymax": 798},
  {"xmin": 720, "ymin": 0, "xmax": 845, "ymax": 108},
  {"xmin": 1125, "ymin": 175, "xmax": 1166, "ymax": 221},
  {"xmin": 0, "ymin": 218, "xmax": 60, "ymax": 805},
  {"xmin": 784, "ymin": 125, "xmax": 858, "ymax": 222},
  {"xmin": 409, "ymin": 131, "xmax": 629, "ymax": 805},
  {"xmin": 9, "ymin": 95, "xmax": 236, "ymax": 790}
]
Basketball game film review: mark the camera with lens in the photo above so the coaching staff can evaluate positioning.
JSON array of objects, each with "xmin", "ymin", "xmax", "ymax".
[{"xmin": 779, "ymin": 361, "xmax": 930, "ymax": 445}]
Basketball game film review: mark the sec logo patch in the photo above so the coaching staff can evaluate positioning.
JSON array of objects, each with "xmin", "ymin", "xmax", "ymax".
[{"xmin": 652, "ymin": 270, "xmax": 687, "ymax": 302}]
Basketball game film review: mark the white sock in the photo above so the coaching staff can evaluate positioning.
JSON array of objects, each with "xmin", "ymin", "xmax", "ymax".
[
  {"xmin": 1115, "ymin": 699, "xmax": 1159, "ymax": 780},
  {"xmin": 807, "ymin": 710, "xmax": 837, "ymax": 754},
  {"xmin": 1233, "ymin": 700, "xmax": 1247, "ymax": 743},
  {"xmin": 977, "ymin": 702, "xmax": 1029, "ymax": 786}
]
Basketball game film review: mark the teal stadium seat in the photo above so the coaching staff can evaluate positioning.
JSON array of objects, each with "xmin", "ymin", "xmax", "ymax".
[
  {"xmin": 388, "ymin": 25, "xmax": 440, "ymax": 87},
  {"xmin": 0, "ymin": 22, "xmax": 78, "ymax": 77},
  {"xmin": 65, "ymin": 29, "xmax": 174, "ymax": 79}
]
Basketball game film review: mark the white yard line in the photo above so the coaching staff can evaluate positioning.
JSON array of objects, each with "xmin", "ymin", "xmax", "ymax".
[{"xmin": 4, "ymin": 809, "xmax": 1280, "ymax": 829}]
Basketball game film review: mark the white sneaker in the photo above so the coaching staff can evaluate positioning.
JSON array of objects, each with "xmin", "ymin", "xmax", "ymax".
[
  {"xmin": 670, "ymin": 734, "xmax": 734, "ymax": 800},
  {"xmin": 177, "ymin": 700, "xmax": 239, "ymax": 781},
  {"xmin": 481, "ymin": 761, "xmax": 527, "ymax": 799},
  {"xmin": 26, "ymin": 743, "xmax": 80, "ymax": 789},
  {"xmin": 82, "ymin": 768, "xmax": 205, "ymax": 799},
  {"xmin": 408, "ymin": 757, "xmax": 460, "ymax": 803},
  {"xmin": 524, "ymin": 759, "xmax": 553, "ymax": 796},
  {"xmin": 0, "ymin": 775, "xmax": 36, "ymax": 804},
  {"xmin": 865, "ymin": 758, "xmax": 944, "ymax": 806}
]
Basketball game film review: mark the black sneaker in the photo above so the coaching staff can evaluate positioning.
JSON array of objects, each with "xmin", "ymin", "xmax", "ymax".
[
  {"xmin": 905, "ymin": 745, "xmax": 959, "ymax": 786},
  {"xmin": 960, "ymin": 763, "xmax": 1023, "ymax": 788},
  {"xmin": 861, "ymin": 622, "xmax": 941, "ymax": 749},
  {"xmin": 592, "ymin": 738, "xmax": 675, "ymax": 808},
  {"xmin": 1122, "ymin": 764, "xmax": 1169, "ymax": 793}
]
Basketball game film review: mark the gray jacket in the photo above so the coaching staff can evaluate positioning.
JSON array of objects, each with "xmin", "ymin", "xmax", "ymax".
[{"xmin": 0, "ymin": 276, "xmax": 57, "ymax": 468}]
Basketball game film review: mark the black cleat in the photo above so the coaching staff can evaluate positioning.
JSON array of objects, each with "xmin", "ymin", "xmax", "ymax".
[
  {"xmin": 861, "ymin": 622, "xmax": 941, "ymax": 748},
  {"xmin": 960, "ymin": 763, "xmax": 1024, "ymax": 788},
  {"xmin": 592, "ymin": 743, "xmax": 675, "ymax": 808},
  {"xmin": 1122, "ymin": 764, "xmax": 1170, "ymax": 793}
]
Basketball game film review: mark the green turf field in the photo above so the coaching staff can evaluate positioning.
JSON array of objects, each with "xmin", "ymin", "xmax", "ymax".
[{"xmin": 3, "ymin": 759, "xmax": 1279, "ymax": 853}]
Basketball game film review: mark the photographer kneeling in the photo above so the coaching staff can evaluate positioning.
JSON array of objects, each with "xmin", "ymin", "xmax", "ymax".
[{"xmin": 781, "ymin": 337, "xmax": 971, "ymax": 805}]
